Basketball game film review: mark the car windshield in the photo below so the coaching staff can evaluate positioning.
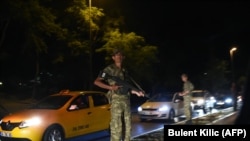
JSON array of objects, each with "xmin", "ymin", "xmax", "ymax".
[
  {"xmin": 148, "ymin": 94, "xmax": 173, "ymax": 102},
  {"xmin": 216, "ymin": 95, "xmax": 231, "ymax": 100},
  {"xmin": 192, "ymin": 92, "xmax": 204, "ymax": 97},
  {"xmin": 30, "ymin": 95, "xmax": 72, "ymax": 109}
]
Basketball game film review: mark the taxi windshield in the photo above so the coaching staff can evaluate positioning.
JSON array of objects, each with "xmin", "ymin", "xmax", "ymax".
[
  {"xmin": 30, "ymin": 95, "xmax": 72, "ymax": 109},
  {"xmin": 192, "ymin": 92, "xmax": 204, "ymax": 97}
]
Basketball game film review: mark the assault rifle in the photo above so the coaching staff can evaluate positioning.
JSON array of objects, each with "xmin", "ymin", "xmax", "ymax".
[{"xmin": 99, "ymin": 71, "xmax": 148, "ymax": 97}]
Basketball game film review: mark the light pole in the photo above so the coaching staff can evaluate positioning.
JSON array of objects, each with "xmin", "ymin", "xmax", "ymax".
[
  {"xmin": 230, "ymin": 47, "xmax": 237, "ymax": 82},
  {"xmin": 88, "ymin": 0, "xmax": 93, "ymax": 89},
  {"xmin": 229, "ymin": 47, "xmax": 237, "ymax": 111},
  {"xmin": 89, "ymin": 0, "xmax": 92, "ymax": 40}
]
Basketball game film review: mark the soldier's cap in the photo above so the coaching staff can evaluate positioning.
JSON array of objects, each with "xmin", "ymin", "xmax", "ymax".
[{"xmin": 111, "ymin": 48, "xmax": 124, "ymax": 56}]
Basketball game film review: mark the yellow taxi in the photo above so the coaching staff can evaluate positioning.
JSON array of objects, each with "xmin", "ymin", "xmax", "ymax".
[{"xmin": 0, "ymin": 90, "xmax": 111, "ymax": 141}]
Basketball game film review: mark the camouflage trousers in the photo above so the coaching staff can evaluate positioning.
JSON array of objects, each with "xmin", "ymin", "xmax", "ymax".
[
  {"xmin": 183, "ymin": 95, "xmax": 192, "ymax": 120},
  {"xmin": 110, "ymin": 94, "xmax": 131, "ymax": 141}
]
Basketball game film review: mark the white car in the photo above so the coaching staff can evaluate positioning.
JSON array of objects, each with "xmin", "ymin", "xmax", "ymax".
[
  {"xmin": 137, "ymin": 93, "xmax": 184, "ymax": 122},
  {"xmin": 191, "ymin": 90, "xmax": 216, "ymax": 113}
]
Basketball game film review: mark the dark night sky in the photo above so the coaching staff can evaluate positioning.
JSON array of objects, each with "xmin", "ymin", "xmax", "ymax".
[
  {"xmin": 1, "ymin": 0, "xmax": 250, "ymax": 91},
  {"xmin": 98, "ymin": 0, "xmax": 250, "ymax": 75}
]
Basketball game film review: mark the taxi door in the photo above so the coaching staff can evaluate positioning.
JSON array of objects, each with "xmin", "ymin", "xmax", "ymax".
[
  {"xmin": 88, "ymin": 93, "xmax": 111, "ymax": 131},
  {"xmin": 64, "ymin": 95, "xmax": 94, "ymax": 137}
]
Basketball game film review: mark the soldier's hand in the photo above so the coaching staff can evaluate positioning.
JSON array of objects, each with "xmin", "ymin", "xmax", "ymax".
[
  {"xmin": 138, "ymin": 91, "xmax": 145, "ymax": 97},
  {"xmin": 110, "ymin": 85, "xmax": 121, "ymax": 91},
  {"xmin": 179, "ymin": 92, "xmax": 183, "ymax": 96},
  {"xmin": 131, "ymin": 90, "xmax": 144, "ymax": 97}
]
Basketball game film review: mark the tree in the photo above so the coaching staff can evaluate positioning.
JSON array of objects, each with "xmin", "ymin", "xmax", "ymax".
[
  {"xmin": 62, "ymin": 0, "xmax": 105, "ymax": 89},
  {"xmin": 234, "ymin": 59, "xmax": 250, "ymax": 124},
  {"xmin": 200, "ymin": 58, "xmax": 230, "ymax": 93},
  {"xmin": 96, "ymin": 28, "xmax": 158, "ymax": 90},
  {"xmin": 0, "ymin": 0, "xmax": 66, "ymax": 98}
]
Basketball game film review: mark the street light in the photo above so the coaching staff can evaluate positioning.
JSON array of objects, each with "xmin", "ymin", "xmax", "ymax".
[
  {"xmin": 229, "ymin": 47, "xmax": 237, "ymax": 111},
  {"xmin": 230, "ymin": 47, "xmax": 237, "ymax": 58},
  {"xmin": 230, "ymin": 47, "xmax": 237, "ymax": 81}
]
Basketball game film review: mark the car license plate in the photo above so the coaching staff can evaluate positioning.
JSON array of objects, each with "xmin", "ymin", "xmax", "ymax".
[
  {"xmin": 0, "ymin": 131, "xmax": 12, "ymax": 137},
  {"xmin": 143, "ymin": 111, "xmax": 156, "ymax": 115}
]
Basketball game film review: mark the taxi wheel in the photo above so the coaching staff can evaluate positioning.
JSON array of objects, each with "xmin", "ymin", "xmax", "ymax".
[{"xmin": 43, "ymin": 125, "xmax": 64, "ymax": 141}]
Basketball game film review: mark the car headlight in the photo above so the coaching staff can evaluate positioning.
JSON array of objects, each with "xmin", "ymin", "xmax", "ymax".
[
  {"xmin": 225, "ymin": 98, "xmax": 232, "ymax": 103},
  {"xmin": 137, "ymin": 107, "xmax": 142, "ymax": 112},
  {"xmin": 19, "ymin": 117, "xmax": 42, "ymax": 128},
  {"xmin": 210, "ymin": 97, "xmax": 216, "ymax": 103},
  {"xmin": 237, "ymin": 96, "xmax": 242, "ymax": 102},
  {"xmin": 197, "ymin": 99, "xmax": 204, "ymax": 105},
  {"xmin": 158, "ymin": 106, "xmax": 168, "ymax": 112}
]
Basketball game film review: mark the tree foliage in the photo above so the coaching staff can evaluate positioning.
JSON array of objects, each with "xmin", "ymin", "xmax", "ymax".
[
  {"xmin": 0, "ymin": 0, "xmax": 159, "ymax": 92},
  {"xmin": 201, "ymin": 58, "xmax": 230, "ymax": 93},
  {"xmin": 7, "ymin": 0, "xmax": 66, "ymax": 54},
  {"xmin": 96, "ymin": 28, "xmax": 158, "ymax": 87}
]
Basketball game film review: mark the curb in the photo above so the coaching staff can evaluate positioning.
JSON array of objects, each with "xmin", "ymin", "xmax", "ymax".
[{"xmin": 206, "ymin": 111, "xmax": 238, "ymax": 125}]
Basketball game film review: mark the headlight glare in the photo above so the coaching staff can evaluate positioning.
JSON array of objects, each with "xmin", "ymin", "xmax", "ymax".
[
  {"xmin": 158, "ymin": 106, "xmax": 168, "ymax": 112},
  {"xmin": 137, "ymin": 107, "xmax": 142, "ymax": 112},
  {"xmin": 225, "ymin": 98, "xmax": 232, "ymax": 103},
  {"xmin": 19, "ymin": 117, "xmax": 42, "ymax": 128},
  {"xmin": 197, "ymin": 99, "xmax": 204, "ymax": 105}
]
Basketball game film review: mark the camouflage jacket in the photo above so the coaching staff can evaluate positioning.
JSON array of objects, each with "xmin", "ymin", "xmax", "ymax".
[
  {"xmin": 183, "ymin": 80, "xmax": 194, "ymax": 96},
  {"xmin": 102, "ymin": 64, "xmax": 130, "ymax": 95}
]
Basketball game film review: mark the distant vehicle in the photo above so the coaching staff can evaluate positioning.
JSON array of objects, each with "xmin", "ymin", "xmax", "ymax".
[
  {"xmin": 191, "ymin": 90, "xmax": 216, "ymax": 113},
  {"xmin": 237, "ymin": 95, "xmax": 243, "ymax": 109},
  {"xmin": 0, "ymin": 90, "xmax": 111, "ymax": 141},
  {"xmin": 137, "ymin": 92, "xmax": 184, "ymax": 122},
  {"xmin": 214, "ymin": 94, "xmax": 234, "ymax": 108}
]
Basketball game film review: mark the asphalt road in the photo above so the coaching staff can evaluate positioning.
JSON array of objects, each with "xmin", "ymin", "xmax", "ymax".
[
  {"xmin": 66, "ymin": 108, "xmax": 221, "ymax": 141},
  {"xmin": 0, "ymin": 97, "xmax": 236, "ymax": 141}
]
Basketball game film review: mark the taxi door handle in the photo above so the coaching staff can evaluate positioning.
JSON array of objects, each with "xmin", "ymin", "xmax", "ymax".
[{"xmin": 88, "ymin": 112, "xmax": 92, "ymax": 115}]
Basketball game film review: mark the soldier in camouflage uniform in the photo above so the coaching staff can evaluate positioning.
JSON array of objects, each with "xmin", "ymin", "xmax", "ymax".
[
  {"xmin": 94, "ymin": 49, "xmax": 144, "ymax": 141},
  {"xmin": 179, "ymin": 73, "xmax": 194, "ymax": 125}
]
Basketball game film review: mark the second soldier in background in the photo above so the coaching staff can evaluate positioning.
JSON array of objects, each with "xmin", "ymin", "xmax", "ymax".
[{"xmin": 179, "ymin": 73, "xmax": 194, "ymax": 125}]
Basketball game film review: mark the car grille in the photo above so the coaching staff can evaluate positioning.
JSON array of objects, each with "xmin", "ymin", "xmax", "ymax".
[
  {"xmin": 140, "ymin": 114, "xmax": 167, "ymax": 118},
  {"xmin": 140, "ymin": 115, "xmax": 158, "ymax": 117},
  {"xmin": 0, "ymin": 121, "xmax": 21, "ymax": 131}
]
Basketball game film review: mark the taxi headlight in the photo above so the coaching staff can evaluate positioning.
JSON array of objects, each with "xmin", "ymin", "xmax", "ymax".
[
  {"xmin": 197, "ymin": 99, "xmax": 204, "ymax": 105},
  {"xmin": 137, "ymin": 107, "xmax": 142, "ymax": 112},
  {"xmin": 158, "ymin": 106, "xmax": 168, "ymax": 112},
  {"xmin": 19, "ymin": 117, "xmax": 42, "ymax": 128}
]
